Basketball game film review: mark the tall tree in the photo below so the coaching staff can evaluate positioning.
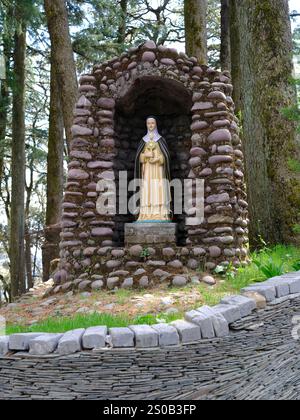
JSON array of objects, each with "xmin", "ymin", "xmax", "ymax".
[
  {"xmin": 233, "ymin": 0, "xmax": 300, "ymax": 246},
  {"xmin": 72, "ymin": 0, "xmax": 185, "ymax": 72},
  {"xmin": 0, "ymin": 3, "xmax": 13, "ymax": 187},
  {"xmin": 117, "ymin": 0, "xmax": 128, "ymax": 45},
  {"xmin": 43, "ymin": 59, "xmax": 64, "ymax": 282},
  {"xmin": 220, "ymin": 0, "xmax": 230, "ymax": 71},
  {"xmin": 229, "ymin": 0, "xmax": 242, "ymax": 113},
  {"xmin": 10, "ymin": 7, "xmax": 27, "ymax": 298},
  {"xmin": 184, "ymin": 0, "xmax": 208, "ymax": 64},
  {"xmin": 44, "ymin": 0, "xmax": 77, "ymax": 152},
  {"xmin": 0, "ymin": 49, "xmax": 9, "ymax": 185}
]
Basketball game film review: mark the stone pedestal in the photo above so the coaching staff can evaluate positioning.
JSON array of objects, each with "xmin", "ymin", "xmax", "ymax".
[{"xmin": 125, "ymin": 223, "xmax": 177, "ymax": 247}]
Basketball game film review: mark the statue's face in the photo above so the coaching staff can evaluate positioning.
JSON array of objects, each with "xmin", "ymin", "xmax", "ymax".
[{"xmin": 147, "ymin": 118, "xmax": 157, "ymax": 132}]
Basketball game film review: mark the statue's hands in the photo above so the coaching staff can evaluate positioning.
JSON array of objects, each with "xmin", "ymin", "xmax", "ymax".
[{"xmin": 150, "ymin": 158, "xmax": 160, "ymax": 164}]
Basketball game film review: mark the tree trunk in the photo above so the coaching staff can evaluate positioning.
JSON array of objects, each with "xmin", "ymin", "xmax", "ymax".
[
  {"xmin": 235, "ymin": 0, "xmax": 300, "ymax": 246},
  {"xmin": 184, "ymin": 0, "xmax": 208, "ymax": 64},
  {"xmin": 0, "ymin": 38, "xmax": 10, "ymax": 185},
  {"xmin": 25, "ymin": 225, "xmax": 33, "ymax": 290},
  {"xmin": 25, "ymin": 141, "xmax": 35, "ymax": 291},
  {"xmin": 10, "ymin": 23, "xmax": 27, "ymax": 299},
  {"xmin": 42, "ymin": 60, "xmax": 64, "ymax": 282},
  {"xmin": 220, "ymin": 0, "xmax": 231, "ymax": 71},
  {"xmin": 117, "ymin": 0, "xmax": 128, "ymax": 45},
  {"xmin": 44, "ymin": 0, "xmax": 78, "ymax": 152},
  {"xmin": 229, "ymin": 0, "xmax": 242, "ymax": 114}
]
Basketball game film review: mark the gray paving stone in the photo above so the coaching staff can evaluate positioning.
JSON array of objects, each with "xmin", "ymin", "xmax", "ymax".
[
  {"xmin": 152, "ymin": 324, "xmax": 180, "ymax": 346},
  {"xmin": 109, "ymin": 328, "xmax": 134, "ymax": 348},
  {"xmin": 9, "ymin": 333, "xmax": 45, "ymax": 351},
  {"xmin": 129, "ymin": 325, "xmax": 159, "ymax": 348},
  {"xmin": 82, "ymin": 326, "xmax": 108, "ymax": 350},
  {"xmin": 170, "ymin": 320, "xmax": 201, "ymax": 343},
  {"xmin": 264, "ymin": 277, "xmax": 291, "ymax": 298},
  {"xmin": 0, "ymin": 336, "xmax": 9, "ymax": 355},
  {"xmin": 57, "ymin": 329, "xmax": 85, "ymax": 355},
  {"xmin": 221, "ymin": 295, "xmax": 257, "ymax": 317},
  {"xmin": 185, "ymin": 310, "xmax": 215, "ymax": 339},
  {"xmin": 268, "ymin": 296, "xmax": 291, "ymax": 306},
  {"xmin": 211, "ymin": 304, "xmax": 242, "ymax": 324},
  {"xmin": 196, "ymin": 306, "xmax": 229, "ymax": 338},
  {"xmin": 29, "ymin": 334, "xmax": 63, "ymax": 355},
  {"xmin": 289, "ymin": 280, "xmax": 300, "ymax": 294},
  {"xmin": 241, "ymin": 284, "xmax": 276, "ymax": 302},
  {"xmin": 282, "ymin": 274, "xmax": 300, "ymax": 294}
]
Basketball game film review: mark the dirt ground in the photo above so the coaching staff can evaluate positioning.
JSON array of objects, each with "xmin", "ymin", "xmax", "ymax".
[{"xmin": 0, "ymin": 278, "xmax": 229, "ymax": 327}]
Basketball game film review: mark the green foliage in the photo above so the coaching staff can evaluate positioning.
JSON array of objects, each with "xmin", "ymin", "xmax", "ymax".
[
  {"xmin": 288, "ymin": 158, "xmax": 300, "ymax": 173},
  {"xmin": 214, "ymin": 265, "xmax": 226, "ymax": 275},
  {"xmin": 253, "ymin": 258, "xmax": 285, "ymax": 278},
  {"xmin": 207, "ymin": 0, "xmax": 221, "ymax": 68},
  {"xmin": 140, "ymin": 247, "xmax": 150, "ymax": 260},
  {"xmin": 292, "ymin": 17, "xmax": 300, "ymax": 56},
  {"xmin": 71, "ymin": 0, "xmax": 185, "ymax": 72},
  {"xmin": 281, "ymin": 78, "xmax": 300, "ymax": 134},
  {"xmin": 292, "ymin": 224, "xmax": 300, "ymax": 234},
  {"xmin": 69, "ymin": 0, "xmax": 223, "ymax": 72},
  {"xmin": 292, "ymin": 261, "xmax": 300, "ymax": 271},
  {"xmin": 226, "ymin": 245, "xmax": 300, "ymax": 291}
]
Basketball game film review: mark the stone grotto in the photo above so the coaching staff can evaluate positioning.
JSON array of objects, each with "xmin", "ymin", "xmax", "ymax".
[{"xmin": 51, "ymin": 40, "xmax": 249, "ymax": 293}]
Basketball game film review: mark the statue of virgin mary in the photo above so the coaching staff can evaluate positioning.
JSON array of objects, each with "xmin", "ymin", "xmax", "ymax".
[{"xmin": 135, "ymin": 117, "xmax": 171, "ymax": 222}]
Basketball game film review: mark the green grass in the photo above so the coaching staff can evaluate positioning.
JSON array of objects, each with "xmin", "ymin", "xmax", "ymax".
[
  {"xmin": 5, "ymin": 312, "xmax": 179, "ymax": 335},
  {"xmin": 5, "ymin": 245, "xmax": 300, "ymax": 336}
]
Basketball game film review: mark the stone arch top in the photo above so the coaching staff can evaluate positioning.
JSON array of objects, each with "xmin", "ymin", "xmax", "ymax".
[
  {"xmin": 55, "ymin": 41, "xmax": 250, "ymax": 293},
  {"xmin": 91, "ymin": 40, "xmax": 205, "ymax": 100}
]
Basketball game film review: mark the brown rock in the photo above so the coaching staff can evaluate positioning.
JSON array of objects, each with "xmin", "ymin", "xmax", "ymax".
[
  {"xmin": 78, "ymin": 280, "xmax": 92, "ymax": 291},
  {"xmin": 161, "ymin": 58, "xmax": 175, "ymax": 66},
  {"xmin": 68, "ymin": 169, "xmax": 89, "ymax": 181},
  {"xmin": 91, "ymin": 280, "xmax": 104, "ymax": 290},
  {"xmin": 71, "ymin": 125, "xmax": 93, "ymax": 137},
  {"xmin": 209, "ymin": 246, "xmax": 222, "ymax": 258},
  {"xmin": 139, "ymin": 276, "xmax": 149, "ymax": 288},
  {"xmin": 142, "ymin": 51, "xmax": 156, "ymax": 62},
  {"xmin": 242, "ymin": 292, "xmax": 267, "ymax": 310},
  {"xmin": 168, "ymin": 260, "xmax": 183, "ymax": 269},
  {"xmin": 207, "ymin": 129, "xmax": 232, "ymax": 144},
  {"xmin": 106, "ymin": 260, "xmax": 122, "ymax": 270},
  {"xmin": 162, "ymin": 248, "xmax": 176, "ymax": 258},
  {"xmin": 129, "ymin": 245, "xmax": 143, "ymax": 257},
  {"xmin": 202, "ymin": 275, "xmax": 216, "ymax": 286},
  {"xmin": 97, "ymin": 98, "xmax": 115, "ymax": 109},
  {"xmin": 91, "ymin": 228, "xmax": 113, "ymax": 237}
]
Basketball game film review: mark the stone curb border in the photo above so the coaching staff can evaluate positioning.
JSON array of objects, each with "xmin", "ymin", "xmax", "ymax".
[{"xmin": 1, "ymin": 271, "xmax": 300, "ymax": 357}]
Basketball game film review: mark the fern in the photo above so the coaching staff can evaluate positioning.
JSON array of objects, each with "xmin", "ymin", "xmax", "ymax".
[{"xmin": 253, "ymin": 258, "xmax": 285, "ymax": 278}]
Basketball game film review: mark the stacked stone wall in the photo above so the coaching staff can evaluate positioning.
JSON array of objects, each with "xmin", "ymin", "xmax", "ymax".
[
  {"xmin": 1, "ymin": 291, "xmax": 300, "ymax": 400},
  {"xmin": 54, "ymin": 40, "xmax": 249, "ymax": 290}
]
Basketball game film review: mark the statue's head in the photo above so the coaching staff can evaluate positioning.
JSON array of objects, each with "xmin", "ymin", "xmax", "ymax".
[
  {"xmin": 146, "ymin": 116, "xmax": 157, "ymax": 133},
  {"xmin": 143, "ymin": 116, "xmax": 160, "ymax": 143}
]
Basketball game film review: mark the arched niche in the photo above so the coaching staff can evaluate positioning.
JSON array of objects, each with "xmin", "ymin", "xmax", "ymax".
[{"xmin": 114, "ymin": 76, "xmax": 193, "ymax": 245}]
